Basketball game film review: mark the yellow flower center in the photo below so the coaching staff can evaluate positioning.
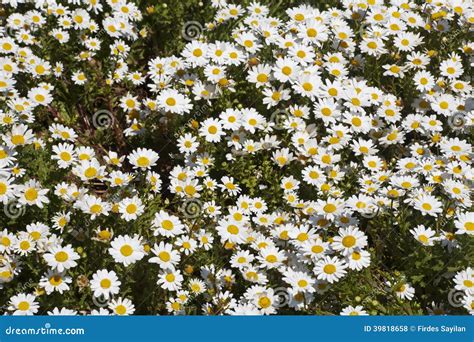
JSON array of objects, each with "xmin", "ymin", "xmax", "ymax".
[
  {"xmin": 258, "ymin": 296, "xmax": 271, "ymax": 308},
  {"xmin": 55, "ymin": 251, "xmax": 69, "ymax": 262},
  {"xmin": 227, "ymin": 225, "xmax": 239, "ymax": 235},
  {"xmin": 323, "ymin": 264, "xmax": 336, "ymax": 274},
  {"xmin": 162, "ymin": 220, "xmax": 174, "ymax": 231},
  {"xmin": 342, "ymin": 235, "xmax": 356, "ymax": 248},
  {"xmin": 120, "ymin": 244, "xmax": 133, "ymax": 256},
  {"xmin": 323, "ymin": 204, "xmax": 336, "ymax": 213},
  {"xmin": 18, "ymin": 301, "xmax": 30, "ymax": 311},
  {"xmin": 24, "ymin": 188, "xmax": 38, "ymax": 201},
  {"xmin": 100, "ymin": 279, "xmax": 112, "ymax": 289}
]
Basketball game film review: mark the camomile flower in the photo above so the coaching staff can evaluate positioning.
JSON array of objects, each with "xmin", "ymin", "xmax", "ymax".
[
  {"xmin": 453, "ymin": 268, "xmax": 474, "ymax": 294},
  {"xmin": 431, "ymin": 94, "xmax": 459, "ymax": 116},
  {"xmin": 128, "ymin": 148, "xmax": 159, "ymax": 170},
  {"xmin": 340, "ymin": 305, "xmax": 368, "ymax": 316},
  {"xmin": 0, "ymin": 176, "xmax": 15, "ymax": 203},
  {"xmin": 298, "ymin": 19, "xmax": 328, "ymax": 44},
  {"xmin": 177, "ymin": 133, "xmax": 199, "ymax": 154},
  {"xmin": 343, "ymin": 112, "xmax": 372, "ymax": 133},
  {"xmin": 394, "ymin": 32, "xmax": 423, "ymax": 52},
  {"xmin": 440, "ymin": 137, "xmax": 471, "ymax": 158},
  {"xmin": 0, "ymin": 229, "xmax": 14, "ymax": 254},
  {"xmin": 4, "ymin": 124, "xmax": 34, "ymax": 147},
  {"xmin": 157, "ymin": 89, "xmax": 192, "ymax": 114},
  {"xmin": 71, "ymin": 71, "xmax": 87, "ymax": 85},
  {"xmin": 28, "ymin": 87, "xmax": 52, "ymax": 106},
  {"xmin": 147, "ymin": 171, "xmax": 162, "ymax": 193},
  {"xmin": 44, "ymin": 244, "xmax": 80, "ymax": 272},
  {"xmin": 273, "ymin": 57, "xmax": 299, "ymax": 82},
  {"xmin": 219, "ymin": 108, "xmax": 242, "ymax": 130},
  {"xmin": 217, "ymin": 219, "xmax": 248, "ymax": 244},
  {"xmin": 104, "ymin": 151, "xmax": 125, "ymax": 167},
  {"xmin": 175, "ymin": 236, "xmax": 197, "ymax": 255},
  {"xmin": 199, "ymin": 118, "xmax": 225, "ymax": 143},
  {"xmin": 262, "ymin": 87, "xmax": 290, "ymax": 108},
  {"xmin": 410, "ymin": 225, "xmax": 437, "ymax": 246},
  {"xmin": 360, "ymin": 38, "xmax": 387, "ymax": 56},
  {"xmin": 182, "ymin": 41, "xmax": 209, "ymax": 67},
  {"xmin": 442, "ymin": 179, "xmax": 469, "ymax": 200},
  {"xmin": 413, "ymin": 194, "xmax": 443, "ymax": 217},
  {"xmin": 315, "ymin": 198, "xmax": 344, "ymax": 220},
  {"xmin": 383, "ymin": 63, "xmax": 406, "ymax": 78},
  {"xmin": 158, "ymin": 269, "xmax": 184, "ymax": 291},
  {"xmin": 152, "ymin": 210, "xmax": 185, "ymax": 237},
  {"xmin": 302, "ymin": 165, "xmax": 326, "ymax": 186},
  {"xmin": 47, "ymin": 308, "xmax": 77, "ymax": 316},
  {"xmin": 236, "ymin": 32, "xmax": 261, "ymax": 53},
  {"xmin": 73, "ymin": 158, "xmax": 105, "ymax": 181},
  {"xmin": 108, "ymin": 171, "xmax": 133, "ymax": 187},
  {"xmin": 283, "ymin": 269, "xmax": 316, "ymax": 293},
  {"xmin": 109, "ymin": 297, "xmax": 135, "ymax": 316},
  {"xmin": 49, "ymin": 124, "xmax": 77, "ymax": 142},
  {"xmin": 301, "ymin": 238, "xmax": 329, "ymax": 261},
  {"xmin": 75, "ymin": 194, "xmax": 111, "ymax": 219},
  {"xmin": 74, "ymin": 148, "xmax": 97, "ymax": 164},
  {"xmin": 51, "ymin": 143, "xmax": 76, "ymax": 168},
  {"xmin": 90, "ymin": 269, "xmax": 121, "ymax": 299},
  {"xmin": 26, "ymin": 222, "xmax": 49, "ymax": 242},
  {"xmin": 149, "ymin": 242, "xmax": 181, "ymax": 269},
  {"xmin": 245, "ymin": 285, "xmax": 277, "ymax": 314},
  {"xmin": 16, "ymin": 180, "xmax": 49, "ymax": 208},
  {"xmin": 346, "ymin": 249, "xmax": 371, "ymax": 271},
  {"xmin": 108, "ymin": 235, "xmax": 145, "ymax": 266},
  {"xmin": 189, "ymin": 278, "xmax": 207, "ymax": 295},
  {"xmin": 8, "ymin": 293, "xmax": 39, "ymax": 315},
  {"xmin": 289, "ymin": 44, "xmax": 315, "ymax": 65},
  {"xmin": 39, "ymin": 270, "xmax": 71, "ymax": 295},
  {"xmin": 13, "ymin": 233, "xmax": 35, "ymax": 256},
  {"xmin": 440, "ymin": 59, "xmax": 463, "ymax": 79},
  {"xmin": 363, "ymin": 155, "xmax": 383, "ymax": 172},
  {"xmin": 332, "ymin": 227, "xmax": 368, "ymax": 255},
  {"xmin": 230, "ymin": 250, "xmax": 255, "ymax": 269},
  {"xmin": 247, "ymin": 64, "xmax": 272, "ymax": 88},
  {"xmin": 293, "ymin": 73, "xmax": 320, "ymax": 98},
  {"xmin": 413, "ymin": 70, "xmax": 435, "ymax": 91},
  {"xmin": 454, "ymin": 212, "xmax": 474, "ymax": 235},
  {"xmin": 120, "ymin": 93, "xmax": 139, "ymax": 112},
  {"xmin": 219, "ymin": 176, "xmax": 241, "ymax": 196},
  {"xmin": 314, "ymin": 256, "xmax": 347, "ymax": 283},
  {"xmin": 258, "ymin": 246, "xmax": 286, "ymax": 269},
  {"xmin": 118, "ymin": 196, "xmax": 144, "ymax": 221},
  {"xmin": 273, "ymin": 148, "xmax": 294, "ymax": 167},
  {"xmin": 394, "ymin": 282, "xmax": 415, "ymax": 301},
  {"xmin": 289, "ymin": 225, "xmax": 318, "ymax": 245}
]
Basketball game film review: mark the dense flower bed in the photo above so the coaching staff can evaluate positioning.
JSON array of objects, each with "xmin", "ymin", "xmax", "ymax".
[{"xmin": 0, "ymin": 0, "xmax": 472, "ymax": 315}]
